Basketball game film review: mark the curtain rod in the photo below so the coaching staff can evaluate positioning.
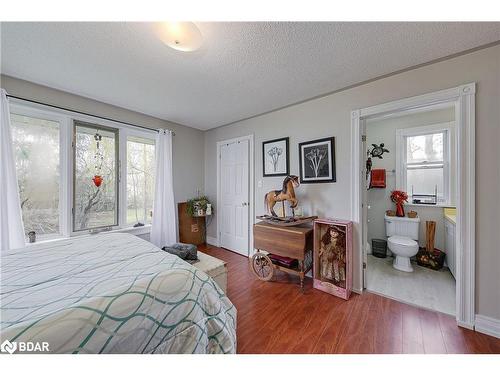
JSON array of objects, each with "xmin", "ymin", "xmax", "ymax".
[{"xmin": 6, "ymin": 94, "xmax": 176, "ymax": 136}]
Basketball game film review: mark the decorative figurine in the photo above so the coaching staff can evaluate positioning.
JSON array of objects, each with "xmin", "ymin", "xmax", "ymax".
[
  {"xmin": 264, "ymin": 175, "xmax": 300, "ymax": 217},
  {"xmin": 366, "ymin": 143, "xmax": 390, "ymax": 179}
]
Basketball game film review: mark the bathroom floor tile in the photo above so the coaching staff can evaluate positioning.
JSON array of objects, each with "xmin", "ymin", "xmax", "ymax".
[{"xmin": 366, "ymin": 254, "xmax": 456, "ymax": 316}]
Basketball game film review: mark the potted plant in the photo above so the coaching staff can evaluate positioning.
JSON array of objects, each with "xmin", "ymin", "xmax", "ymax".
[
  {"xmin": 186, "ymin": 196, "xmax": 212, "ymax": 217},
  {"xmin": 390, "ymin": 190, "xmax": 408, "ymax": 217}
]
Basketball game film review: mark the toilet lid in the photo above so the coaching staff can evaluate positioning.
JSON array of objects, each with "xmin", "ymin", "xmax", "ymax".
[{"xmin": 388, "ymin": 235, "xmax": 417, "ymax": 246}]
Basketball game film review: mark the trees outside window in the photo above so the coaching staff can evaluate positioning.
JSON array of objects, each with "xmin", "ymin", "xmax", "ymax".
[
  {"xmin": 11, "ymin": 113, "xmax": 60, "ymax": 238},
  {"xmin": 406, "ymin": 132, "xmax": 445, "ymax": 201},
  {"xmin": 127, "ymin": 137, "xmax": 155, "ymax": 225},
  {"xmin": 10, "ymin": 103, "xmax": 158, "ymax": 242},
  {"xmin": 74, "ymin": 123, "xmax": 118, "ymax": 231}
]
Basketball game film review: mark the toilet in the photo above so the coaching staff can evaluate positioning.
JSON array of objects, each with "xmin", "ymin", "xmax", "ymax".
[{"xmin": 384, "ymin": 214, "xmax": 420, "ymax": 272}]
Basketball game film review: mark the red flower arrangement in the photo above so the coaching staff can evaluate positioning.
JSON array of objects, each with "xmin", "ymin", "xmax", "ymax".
[{"xmin": 390, "ymin": 190, "xmax": 408, "ymax": 217}]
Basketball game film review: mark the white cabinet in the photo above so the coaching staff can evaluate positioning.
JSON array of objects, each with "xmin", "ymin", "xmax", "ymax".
[{"xmin": 445, "ymin": 219, "xmax": 456, "ymax": 279}]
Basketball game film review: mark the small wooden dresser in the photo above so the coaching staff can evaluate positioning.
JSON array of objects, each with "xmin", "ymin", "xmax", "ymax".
[{"xmin": 178, "ymin": 202, "xmax": 206, "ymax": 245}]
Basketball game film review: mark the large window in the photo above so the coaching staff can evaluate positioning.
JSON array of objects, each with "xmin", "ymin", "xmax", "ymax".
[
  {"xmin": 11, "ymin": 113, "xmax": 61, "ymax": 239},
  {"xmin": 74, "ymin": 122, "xmax": 118, "ymax": 231},
  {"xmin": 396, "ymin": 123, "xmax": 452, "ymax": 204},
  {"xmin": 126, "ymin": 136, "xmax": 155, "ymax": 226},
  {"xmin": 9, "ymin": 102, "xmax": 157, "ymax": 242}
]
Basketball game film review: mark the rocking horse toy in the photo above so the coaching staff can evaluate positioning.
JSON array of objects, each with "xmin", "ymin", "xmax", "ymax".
[
  {"xmin": 258, "ymin": 175, "xmax": 317, "ymax": 226},
  {"xmin": 265, "ymin": 175, "xmax": 300, "ymax": 217}
]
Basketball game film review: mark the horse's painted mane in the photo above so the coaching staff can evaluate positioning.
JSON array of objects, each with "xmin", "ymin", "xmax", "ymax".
[{"xmin": 278, "ymin": 175, "xmax": 297, "ymax": 195}]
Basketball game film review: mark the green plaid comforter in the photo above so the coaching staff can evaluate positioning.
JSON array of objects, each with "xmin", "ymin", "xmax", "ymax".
[{"xmin": 0, "ymin": 233, "xmax": 236, "ymax": 354}]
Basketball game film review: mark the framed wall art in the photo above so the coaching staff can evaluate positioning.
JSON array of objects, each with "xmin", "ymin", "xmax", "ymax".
[
  {"xmin": 298, "ymin": 137, "xmax": 336, "ymax": 183},
  {"xmin": 313, "ymin": 218, "xmax": 353, "ymax": 300},
  {"xmin": 263, "ymin": 137, "xmax": 289, "ymax": 177}
]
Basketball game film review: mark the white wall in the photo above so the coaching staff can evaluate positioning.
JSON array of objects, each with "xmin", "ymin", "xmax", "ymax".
[
  {"xmin": 204, "ymin": 44, "xmax": 500, "ymax": 320},
  {"xmin": 366, "ymin": 108, "xmax": 455, "ymax": 251},
  {"xmin": 1, "ymin": 74, "xmax": 205, "ymax": 240}
]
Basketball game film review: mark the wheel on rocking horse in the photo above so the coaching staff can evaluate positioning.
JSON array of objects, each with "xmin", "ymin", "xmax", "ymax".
[{"xmin": 251, "ymin": 252, "xmax": 274, "ymax": 281}]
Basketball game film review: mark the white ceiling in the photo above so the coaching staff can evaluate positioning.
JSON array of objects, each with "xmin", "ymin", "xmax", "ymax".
[{"xmin": 1, "ymin": 22, "xmax": 499, "ymax": 130}]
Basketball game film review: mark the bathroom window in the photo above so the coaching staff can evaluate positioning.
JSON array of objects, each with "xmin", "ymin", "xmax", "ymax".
[{"xmin": 396, "ymin": 123, "xmax": 453, "ymax": 205}]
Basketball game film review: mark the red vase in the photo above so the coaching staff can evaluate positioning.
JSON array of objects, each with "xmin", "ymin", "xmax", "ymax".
[{"xmin": 396, "ymin": 202, "xmax": 405, "ymax": 217}]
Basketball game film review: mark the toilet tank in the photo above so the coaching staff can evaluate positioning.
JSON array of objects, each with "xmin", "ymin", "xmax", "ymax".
[{"xmin": 384, "ymin": 214, "xmax": 420, "ymax": 240}]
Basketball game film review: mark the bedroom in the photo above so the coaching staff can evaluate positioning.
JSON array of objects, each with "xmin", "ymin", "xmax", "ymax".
[{"xmin": 1, "ymin": 1, "xmax": 499, "ymax": 372}]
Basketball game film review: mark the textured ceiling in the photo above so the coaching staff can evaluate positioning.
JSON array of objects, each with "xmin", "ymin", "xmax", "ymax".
[{"xmin": 1, "ymin": 22, "xmax": 499, "ymax": 130}]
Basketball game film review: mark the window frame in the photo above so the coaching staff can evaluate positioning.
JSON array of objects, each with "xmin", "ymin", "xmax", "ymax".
[
  {"xmin": 9, "ymin": 103, "xmax": 71, "ymax": 240},
  {"xmin": 72, "ymin": 120, "xmax": 120, "ymax": 233},
  {"xmin": 122, "ymin": 128, "xmax": 157, "ymax": 228},
  {"xmin": 9, "ymin": 99, "xmax": 157, "ymax": 242},
  {"xmin": 396, "ymin": 122, "xmax": 453, "ymax": 205}
]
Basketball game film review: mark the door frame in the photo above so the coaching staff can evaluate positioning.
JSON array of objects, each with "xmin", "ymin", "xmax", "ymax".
[
  {"xmin": 351, "ymin": 83, "xmax": 476, "ymax": 329},
  {"xmin": 216, "ymin": 134, "xmax": 254, "ymax": 257}
]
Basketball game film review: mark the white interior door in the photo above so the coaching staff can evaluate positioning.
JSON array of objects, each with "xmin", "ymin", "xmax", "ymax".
[{"xmin": 220, "ymin": 139, "xmax": 250, "ymax": 256}]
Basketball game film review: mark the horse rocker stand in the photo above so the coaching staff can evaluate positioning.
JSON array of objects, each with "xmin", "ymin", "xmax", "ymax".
[{"xmin": 252, "ymin": 175, "xmax": 316, "ymax": 291}]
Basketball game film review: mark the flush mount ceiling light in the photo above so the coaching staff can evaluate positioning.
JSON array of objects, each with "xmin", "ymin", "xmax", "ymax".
[{"xmin": 157, "ymin": 22, "xmax": 202, "ymax": 52}]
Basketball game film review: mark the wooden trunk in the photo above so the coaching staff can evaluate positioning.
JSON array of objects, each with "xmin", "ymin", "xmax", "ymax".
[{"xmin": 178, "ymin": 202, "xmax": 206, "ymax": 245}]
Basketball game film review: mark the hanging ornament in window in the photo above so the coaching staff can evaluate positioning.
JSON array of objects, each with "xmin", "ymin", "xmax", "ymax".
[{"xmin": 92, "ymin": 131, "xmax": 104, "ymax": 187}]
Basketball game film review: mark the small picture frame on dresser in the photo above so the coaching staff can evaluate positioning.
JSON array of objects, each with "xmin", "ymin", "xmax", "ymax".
[{"xmin": 313, "ymin": 218, "xmax": 353, "ymax": 300}]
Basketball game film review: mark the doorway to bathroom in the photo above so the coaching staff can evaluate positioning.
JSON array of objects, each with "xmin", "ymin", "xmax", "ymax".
[
  {"xmin": 364, "ymin": 107, "xmax": 456, "ymax": 316},
  {"xmin": 351, "ymin": 83, "xmax": 476, "ymax": 329}
]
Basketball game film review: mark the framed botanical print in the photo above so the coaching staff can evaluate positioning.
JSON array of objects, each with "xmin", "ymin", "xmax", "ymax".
[
  {"xmin": 313, "ymin": 218, "xmax": 353, "ymax": 300},
  {"xmin": 298, "ymin": 137, "xmax": 336, "ymax": 183},
  {"xmin": 263, "ymin": 137, "xmax": 289, "ymax": 177}
]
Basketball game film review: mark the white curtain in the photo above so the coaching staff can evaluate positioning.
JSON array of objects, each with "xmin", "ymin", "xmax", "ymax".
[
  {"xmin": 150, "ymin": 129, "xmax": 176, "ymax": 248},
  {"xmin": 0, "ymin": 89, "xmax": 25, "ymax": 250}
]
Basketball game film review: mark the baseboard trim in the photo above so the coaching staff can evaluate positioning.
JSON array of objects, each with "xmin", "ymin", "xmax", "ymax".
[
  {"xmin": 475, "ymin": 314, "xmax": 500, "ymax": 338},
  {"xmin": 206, "ymin": 236, "xmax": 219, "ymax": 247}
]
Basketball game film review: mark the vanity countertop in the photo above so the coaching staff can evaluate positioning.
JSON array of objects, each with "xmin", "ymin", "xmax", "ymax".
[{"xmin": 444, "ymin": 207, "xmax": 457, "ymax": 224}]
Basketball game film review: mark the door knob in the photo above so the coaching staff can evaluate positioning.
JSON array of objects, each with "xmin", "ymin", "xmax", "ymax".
[{"xmin": 242, "ymin": 202, "xmax": 248, "ymax": 206}]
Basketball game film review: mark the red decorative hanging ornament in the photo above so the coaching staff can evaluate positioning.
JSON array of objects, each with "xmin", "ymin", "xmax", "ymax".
[
  {"xmin": 93, "ymin": 131, "xmax": 104, "ymax": 188},
  {"xmin": 92, "ymin": 175, "xmax": 103, "ymax": 187}
]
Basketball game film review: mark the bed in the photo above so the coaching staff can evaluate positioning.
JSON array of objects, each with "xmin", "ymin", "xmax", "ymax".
[{"xmin": 0, "ymin": 233, "xmax": 236, "ymax": 354}]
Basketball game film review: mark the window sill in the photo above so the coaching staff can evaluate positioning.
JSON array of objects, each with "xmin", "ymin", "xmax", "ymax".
[
  {"xmin": 110, "ymin": 225, "xmax": 152, "ymax": 236},
  {"xmin": 25, "ymin": 225, "xmax": 152, "ymax": 246},
  {"xmin": 406, "ymin": 203, "xmax": 456, "ymax": 208}
]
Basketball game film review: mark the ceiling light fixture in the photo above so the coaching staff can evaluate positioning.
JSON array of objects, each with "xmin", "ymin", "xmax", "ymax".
[{"xmin": 157, "ymin": 22, "xmax": 202, "ymax": 52}]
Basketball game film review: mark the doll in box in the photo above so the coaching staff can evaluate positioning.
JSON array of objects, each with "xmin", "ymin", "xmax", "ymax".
[{"xmin": 320, "ymin": 225, "xmax": 347, "ymax": 287}]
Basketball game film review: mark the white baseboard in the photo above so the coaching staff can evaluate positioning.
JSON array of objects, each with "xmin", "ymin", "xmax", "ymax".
[
  {"xmin": 475, "ymin": 314, "xmax": 500, "ymax": 338},
  {"xmin": 206, "ymin": 236, "xmax": 219, "ymax": 247}
]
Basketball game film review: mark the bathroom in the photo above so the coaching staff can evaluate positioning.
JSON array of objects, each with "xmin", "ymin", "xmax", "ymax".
[{"xmin": 364, "ymin": 106, "xmax": 457, "ymax": 316}]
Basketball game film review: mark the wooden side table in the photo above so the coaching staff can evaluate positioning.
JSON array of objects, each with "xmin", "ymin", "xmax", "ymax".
[
  {"xmin": 252, "ymin": 221, "xmax": 313, "ymax": 291},
  {"xmin": 178, "ymin": 202, "xmax": 210, "ymax": 245}
]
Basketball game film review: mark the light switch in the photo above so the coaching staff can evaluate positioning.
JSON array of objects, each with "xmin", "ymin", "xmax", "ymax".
[{"xmin": 257, "ymin": 180, "xmax": 263, "ymax": 188}]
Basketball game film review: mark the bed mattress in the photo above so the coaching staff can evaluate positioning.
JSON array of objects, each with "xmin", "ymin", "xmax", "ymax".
[{"xmin": 0, "ymin": 233, "xmax": 236, "ymax": 354}]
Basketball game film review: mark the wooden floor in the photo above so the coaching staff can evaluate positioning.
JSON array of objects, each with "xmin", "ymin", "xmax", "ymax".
[{"xmin": 200, "ymin": 244, "xmax": 500, "ymax": 354}]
